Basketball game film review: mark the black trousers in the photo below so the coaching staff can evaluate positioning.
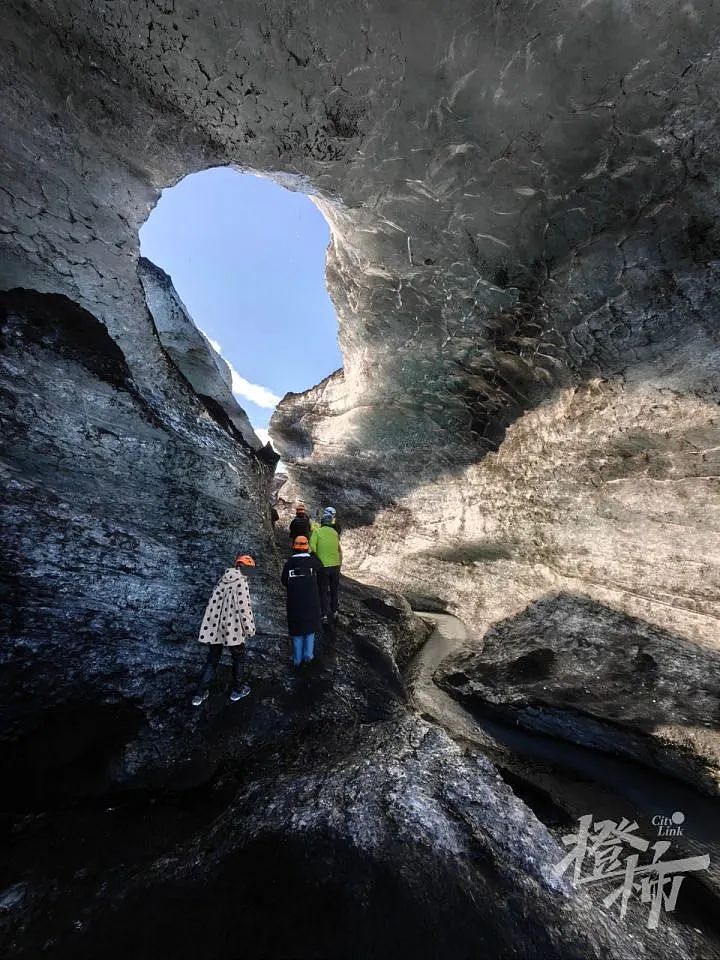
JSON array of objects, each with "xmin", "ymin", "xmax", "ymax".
[
  {"xmin": 317, "ymin": 566, "xmax": 340, "ymax": 616},
  {"xmin": 196, "ymin": 644, "xmax": 245, "ymax": 691}
]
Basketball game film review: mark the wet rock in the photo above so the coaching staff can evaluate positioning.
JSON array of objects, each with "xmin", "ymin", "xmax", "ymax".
[
  {"xmin": 0, "ymin": 287, "xmax": 283, "ymax": 798},
  {"xmin": 437, "ymin": 593, "xmax": 720, "ymax": 796},
  {"xmin": 294, "ymin": 378, "xmax": 720, "ymax": 815},
  {"xmin": 260, "ymin": 2, "xmax": 720, "ymax": 813},
  {"xmin": 2, "ymin": 2, "xmax": 720, "ymax": 957},
  {"xmin": 0, "ymin": 883, "xmax": 29, "ymax": 958},
  {"xmin": 2, "ymin": 550, "xmax": 689, "ymax": 959},
  {"xmin": 2, "ymin": 684, "xmax": 694, "ymax": 960},
  {"xmin": 0, "ymin": 884, "xmax": 27, "ymax": 914},
  {"xmin": 414, "ymin": 613, "xmax": 720, "ymax": 951}
]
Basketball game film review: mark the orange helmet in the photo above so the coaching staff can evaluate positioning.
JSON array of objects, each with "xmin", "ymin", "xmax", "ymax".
[
  {"xmin": 292, "ymin": 536, "xmax": 309, "ymax": 551},
  {"xmin": 235, "ymin": 555, "xmax": 256, "ymax": 567}
]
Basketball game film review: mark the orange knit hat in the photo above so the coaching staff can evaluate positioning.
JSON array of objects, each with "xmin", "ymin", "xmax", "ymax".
[
  {"xmin": 235, "ymin": 555, "xmax": 256, "ymax": 567},
  {"xmin": 292, "ymin": 536, "xmax": 309, "ymax": 551}
]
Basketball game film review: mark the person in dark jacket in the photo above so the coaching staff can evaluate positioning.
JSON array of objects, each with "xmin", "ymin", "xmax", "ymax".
[
  {"xmin": 281, "ymin": 535, "xmax": 323, "ymax": 667},
  {"xmin": 288, "ymin": 502, "xmax": 312, "ymax": 543}
]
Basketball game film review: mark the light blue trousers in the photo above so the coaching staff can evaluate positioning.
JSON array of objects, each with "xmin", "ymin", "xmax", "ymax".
[{"xmin": 292, "ymin": 633, "xmax": 315, "ymax": 666}]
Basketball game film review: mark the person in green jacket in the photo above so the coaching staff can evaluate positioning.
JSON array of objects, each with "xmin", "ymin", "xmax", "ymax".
[
  {"xmin": 320, "ymin": 505, "xmax": 342, "ymax": 536},
  {"xmin": 309, "ymin": 507, "xmax": 342, "ymax": 623}
]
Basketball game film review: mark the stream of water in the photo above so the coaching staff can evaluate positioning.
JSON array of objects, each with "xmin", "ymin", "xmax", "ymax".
[{"xmin": 408, "ymin": 612, "xmax": 720, "ymax": 895}]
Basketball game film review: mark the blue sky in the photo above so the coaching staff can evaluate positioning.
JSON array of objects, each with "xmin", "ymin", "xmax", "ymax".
[{"xmin": 139, "ymin": 167, "xmax": 341, "ymax": 444}]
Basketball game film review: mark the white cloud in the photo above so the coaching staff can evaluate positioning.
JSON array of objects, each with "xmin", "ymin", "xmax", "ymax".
[
  {"xmin": 229, "ymin": 369, "xmax": 281, "ymax": 409},
  {"xmin": 201, "ymin": 329, "xmax": 281, "ymax": 409}
]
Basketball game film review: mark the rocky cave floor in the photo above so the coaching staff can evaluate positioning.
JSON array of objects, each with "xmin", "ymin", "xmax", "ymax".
[
  {"xmin": 2, "ymin": 576, "xmax": 720, "ymax": 960},
  {"xmin": 5, "ymin": 1, "xmax": 720, "ymax": 957}
]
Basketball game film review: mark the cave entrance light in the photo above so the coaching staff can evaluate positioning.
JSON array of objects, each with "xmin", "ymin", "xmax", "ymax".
[{"xmin": 139, "ymin": 166, "xmax": 341, "ymax": 455}]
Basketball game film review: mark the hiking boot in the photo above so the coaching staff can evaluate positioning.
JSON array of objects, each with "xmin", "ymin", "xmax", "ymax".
[
  {"xmin": 230, "ymin": 683, "xmax": 251, "ymax": 702},
  {"xmin": 191, "ymin": 690, "xmax": 209, "ymax": 707}
]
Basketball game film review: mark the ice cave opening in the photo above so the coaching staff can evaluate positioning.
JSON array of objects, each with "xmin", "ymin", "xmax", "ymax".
[{"xmin": 138, "ymin": 166, "xmax": 342, "ymax": 456}]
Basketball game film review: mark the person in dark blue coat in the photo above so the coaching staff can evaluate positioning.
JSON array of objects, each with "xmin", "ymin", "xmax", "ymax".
[
  {"xmin": 288, "ymin": 503, "xmax": 312, "ymax": 543},
  {"xmin": 280, "ymin": 535, "xmax": 324, "ymax": 667}
]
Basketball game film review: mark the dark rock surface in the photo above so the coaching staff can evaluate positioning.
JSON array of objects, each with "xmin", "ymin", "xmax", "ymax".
[
  {"xmin": 3, "ymin": 577, "xmax": 651, "ymax": 960},
  {"xmin": 412, "ymin": 613, "xmax": 720, "ymax": 956},
  {"xmin": 263, "ymin": 0, "xmax": 720, "ymax": 813},
  {"xmin": 436, "ymin": 593, "xmax": 720, "ymax": 797},
  {"xmin": 0, "ymin": 286, "xmax": 282, "ymax": 796},
  {"xmin": 2, "ymin": 1, "xmax": 720, "ymax": 957}
]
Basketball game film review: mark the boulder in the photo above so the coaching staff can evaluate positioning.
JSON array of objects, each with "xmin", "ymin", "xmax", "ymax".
[{"xmin": 437, "ymin": 593, "xmax": 720, "ymax": 797}]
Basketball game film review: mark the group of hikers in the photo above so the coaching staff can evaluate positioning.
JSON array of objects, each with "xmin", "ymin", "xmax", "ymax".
[{"xmin": 191, "ymin": 502, "xmax": 342, "ymax": 707}]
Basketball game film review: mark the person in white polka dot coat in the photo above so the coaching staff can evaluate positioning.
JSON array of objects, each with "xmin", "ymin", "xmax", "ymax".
[{"xmin": 191, "ymin": 555, "xmax": 257, "ymax": 706}]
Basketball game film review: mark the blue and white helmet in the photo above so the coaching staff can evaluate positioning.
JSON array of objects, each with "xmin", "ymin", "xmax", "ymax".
[{"xmin": 322, "ymin": 506, "xmax": 336, "ymax": 520}]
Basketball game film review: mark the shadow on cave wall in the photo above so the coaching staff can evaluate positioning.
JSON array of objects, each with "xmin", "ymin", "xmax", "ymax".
[
  {"xmin": 11, "ymin": 811, "xmax": 586, "ymax": 960},
  {"xmin": 0, "ymin": 287, "xmax": 279, "ymax": 453},
  {"xmin": 0, "ymin": 701, "xmax": 146, "ymax": 812},
  {"xmin": 274, "ymin": 207, "xmax": 720, "ymax": 529},
  {"xmin": 0, "ymin": 288, "xmax": 287, "ymax": 785},
  {"xmin": 436, "ymin": 591, "xmax": 720, "ymax": 800},
  {"xmin": 0, "ymin": 289, "xmax": 136, "ymax": 389},
  {"xmin": 440, "ymin": 591, "xmax": 720, "ymax": 735}
]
